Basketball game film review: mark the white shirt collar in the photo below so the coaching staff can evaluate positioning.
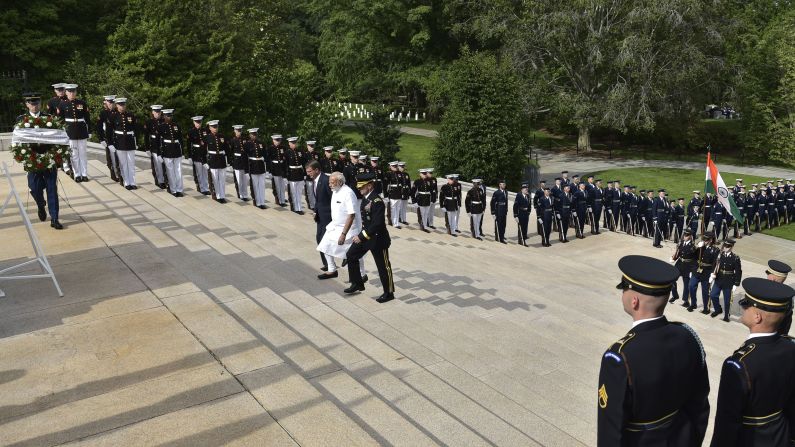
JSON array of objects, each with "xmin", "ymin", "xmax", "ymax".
[
  {"xmin": 632, "ymin": 316, "xmax": 664, "ymax": 328},
  {"xmin": 747, "ymin": 332, "xmax": 777, "ymax": 340},
  {"xmin": 29, "ymin": 111, "xmax": 41, "ymax": 118}
]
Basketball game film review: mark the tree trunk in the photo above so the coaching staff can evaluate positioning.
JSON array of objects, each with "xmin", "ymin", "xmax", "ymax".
[{"xmin": 578, "ymin": 126, "xmax": 592, "ymax": 151}]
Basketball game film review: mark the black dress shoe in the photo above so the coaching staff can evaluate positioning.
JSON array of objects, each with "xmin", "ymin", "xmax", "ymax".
[
  {"xmin": 279, "ymin": 202, "xmax": 287, "ymax": 207},
  {"xmin": 50, "ymin": 219, "xmax": 63, "ymax": 230},
  {"xmin": 125, "ymin": 185, "xmax": 133, "ymax": 190},
  {"xmin": 669, "ymin": 297, "xmax": 678, "ymax": 303},
  {"xmin": 242, "ymin": 197, "xmax": 250, "ymax": 202},
  {"xmin": 75, "ymin": 176, "xmax": 83, "ymax": 183},
  {"xmin": 317, "ymin": 271, "xmax": 338, "ymax": 280},
  {"xmin": 376, "ymin": 293, "xmax": 395, "ymax": 303},
  {"xmin": 455, "ymin": 229, "xmax": 461, "ymax": 233},
  {"xmin": 428, "ymin": 226, "xmax": 436, "ymax": 229},
  {"xmin": 450, "ymin": 234, "xmax": 457, "ymax": 237},
  {"xmin": 131, "ymin": 185, "xmax": 138, "ymax": 190},
  {"xmin": 680, "ymin": 301, "xmax": 689, "ymax": 307},
  {"xmin": 37, "ymin": 203, "xmax": 47, "ymax": 222},
  {"xmin": 362, "ymin": 274, "xmax": 369, "ymax": 283},
  {"xmin": 258, "ymin": 205, "xmax": 267, "ymax": 209},
  {"xmin": 296, "ymin": 210, "xmax": 305, "ymax": 215},
  {"xmin": 700, "ymin": 309, "xmax": 710, "ymax": 315},
  {"xmin": 500, "ymin": 240, "xmax": 507, "ymax": 244},
  {"xmin": 344, "ymin": 283, "xmax": 365, "ymax": 294},
  {"xmin": 722, "ymin": 316, "xmax": 730, "ymax": 322},
  {"xmin": 158, "ymin": 183, "xmax": 167, "ymax": 189},
  {"xmin": 176, "ymin": 192, "xmax": 184, "ymax": 197},
  {"xmin": 422, "ymin": 229, "xmax": 430, "ymax": 233},
  {"xmin": 202, "ymin": 191, "xmax": 211, "ymax": 196},
  {"xmin": 476, "ymin": 237, "xmax": 483, "ymax": 241},
  {"xmin": 341, "ymin": 259, "xmax": 348, "ymax": 267},
  {"xmin": 710, "ymin": 310, "xmax": 721, "ymax": 318},
  {"xmin": 321, "ymin": 266, "xmax": 328, "ymax": 272},
  {"xmin": 217, "ymin": 198, "xmax": 227, "ymax": 204}
]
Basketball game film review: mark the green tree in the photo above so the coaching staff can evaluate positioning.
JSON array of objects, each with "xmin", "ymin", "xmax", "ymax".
[
  {"xmin": 356, "ymin": 107, "xmax": 402, "ymax": 162},
  {"xmin": 432, "ymin": 52, "xmax": 528, "ymax": 187},
  {"xmin": 297, "ymin": 101, "xmax": 346, "ymax": 148}
]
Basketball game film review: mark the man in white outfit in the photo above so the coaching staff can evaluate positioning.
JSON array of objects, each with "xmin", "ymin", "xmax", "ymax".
[{"xmin": 317, "ymin": 172, "xmax": 359, "ymax": 278}]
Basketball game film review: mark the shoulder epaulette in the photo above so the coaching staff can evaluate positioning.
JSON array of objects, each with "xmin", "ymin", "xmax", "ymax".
[
  {"xmin": 608, "ymin": 331, "xmax": 636, "ymax": 354},
  {"xmin": 373, "ymin": 197, "xmax": 382, "ymax": 203}
]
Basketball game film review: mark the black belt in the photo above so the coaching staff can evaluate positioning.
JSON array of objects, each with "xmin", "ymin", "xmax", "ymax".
[
  {"xmin": 626, "ymin": 410, "xmax": 678, "ymax": 432},
  {"xmin": 720, "ymin": 270, "xmax": 735, "ymax": 274},
  {"xmin": 681, "ymin": 258, "xmax": 695, "ymax": 263}
]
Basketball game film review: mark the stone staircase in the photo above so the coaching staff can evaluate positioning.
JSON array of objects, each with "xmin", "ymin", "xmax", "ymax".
[{"xmin": 0, "ymin": 151, "xmax": 786, "ymax": 446}]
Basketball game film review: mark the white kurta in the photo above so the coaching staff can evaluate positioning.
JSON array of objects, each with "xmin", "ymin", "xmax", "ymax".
[{"xmin": 317, "ymin": 184, "xmax": 360, "ymax": 258}]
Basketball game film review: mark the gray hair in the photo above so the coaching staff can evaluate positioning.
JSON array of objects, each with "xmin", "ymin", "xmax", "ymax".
[{"xmin": 329, "ymin": 172, "xmax": 345, "ymax": 187}]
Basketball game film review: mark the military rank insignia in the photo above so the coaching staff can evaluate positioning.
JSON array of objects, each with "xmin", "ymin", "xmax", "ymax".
[{"xmin": 598, "ymin": 384, "xmax": 608, "ymax": 408}]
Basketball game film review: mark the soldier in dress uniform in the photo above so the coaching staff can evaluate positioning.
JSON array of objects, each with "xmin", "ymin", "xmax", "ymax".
[
  {"xmin": 303, "ymin": 140, "xmax": 320, "ymax": 209},
  {"xmin": 244, "ymin": 129, "xmax": 268, "ymax": 209},
  {"xmin": 466, "ymin": 178, "xmax": 486, "ymax": 240},
  {"xmin": 537, "ymin": 187, "xmax": 554, "ymax": 247},
  {"xmin": 776, "ymin": 186, "xmax": 787, "ymax": 226},
  {"xmin": 560, "ymin": 170, "xmax": 570, "ymax": 189},
  {"xmin": 369, "ymin": 156, "xmax": 382, "ymax": 197},
  {"xmin": 56, "ymin": 84, "xmax": 91, "ymax": 182},
  {"xmin": 703, "ymin": 192, "xmax": 714, "ymax": 232},
  {"xmin": 758, "ymin": 189, "xmax": 770, "ymax": 229},
  {"xmin": 334, "ymin": 148, "xmax": 349, "ymax": 173},
  {"xmin": 187, "ymin": 116, "xmax": 209, "ymax": 195},
  {"xmin": 555, "ymin": 183, "xmax": 573, "ymax": 243},
  {"xmin": 320, "ymin": 146, "xmax": 335, "ymax": 174},
  {"xmin": 144, "ymin": 104, "xmax": 167, "ymax": 189},
  {"xmin": 709, "ymin": 239, "xmax": 742, "ymax": 321},
  {"xmin": 573, "ymin": 182, "xmax": 587, "ymax": 239},
  {"xmin": 344, "ymin": 172, "xmax": 395, "ymax": 303},
  {"xmin": 710, "ymin": 277, "xmax": 795, "ymax": 447},
  {"xmin": 598, "ymin": 255, "xmax": 709, "ymax": 446},
  {"xmin": 285, "ymin": 136, "xmax": 305, "ymax": 213},
  {"xmin": 491, "ymin": 180, "xmax": 509, "ymax": 243},
  {"xmin": 106, "ymin": 98, "xmax": 138, "ymax": 189},
  {"xmin": 386, "ymin": 161, "xmax": 402, "ymax": 228},
  {"xmin": 47, "ymin": 83, "xmax": 66, "ymax": 115},
  {"xmin": 533, "ymin": 179, "xmax": 547, "ymax": 237},
  {"xmin": 267, "ymin": 134, "xmax": 287, "ymax": 205},
  {"xmin": 638, "ymin": 190, "xmax": 652, "ymax": 237},
  {"xmin": 427, "ymin": 168, "xmax": 438, "ymax": 229},
  {"xmin": 96, "ymin": 95, "xmax": 121, "ymax": 183},
  {"xmin": 440, "ymin": 175, "xmax": 459, "ymax": 236},
  {"xmin": 343, "ymin": 151, "xmax": 364, "ymax": 199},
  {"xmin": 611, "ymin": 180, "xmax": 623, "ymax": 231},
  {"xmin": 204, "ymin": 120, "xmax": 228, "ymax": 203},
  {"xmin": 743, "ymin": 189, "xmax": 755, "ymax": 235},
  {"xmin": 688, "ymin": 191, "xmax": 702, "ymax": 235},
  {"xmin": 652, "ymin": 189, "xmax": 668, "ymax": 248},
  {"xmin": 514, "ymin": 182, "xmax": 531, "ymax": 246},
  {"xmin": 158, "ymin": 109, "xmax": 184, "ymax": 197},
  {"xmin": 712, "ymin": 201, "xmax": 726, "ymax": 240},
  {"xmin": 688, "ymin": 231, "xmax": 720, "ymax": 313},
  {"xmin": 669, "ymin": 228, "xmax": 696, "ymax": 307},
  {"xmin": 786, "ymin": 183, "xmax": 794, "ymax": 223},
  {"xmin": 621, "ymin": 185, "xmax": 633, "ymax": 234},
  {"xmin": 591, "ymin": 178, "xmax": 604, "ymax": 234},
  {"xmin": 398, "ymin": 162, "xmax": 411, "ymax": 225},
  {"xmin": 673, "ymin": 198, "xmax": 685, "ymax": 242},
  {"xmin": 411, "ymin": 169, "xmax": 432, "ymax": 232},
  {"xmin": 733, "ymin": 178, "xmax": 744, "ymax": 197},
  {"xmin": 767, "ymin": 260, "xmax": 793, "ymax": 335},
  {"xmin": 19, "ymin": 93, "xmax": 63, "ymax": 229},
  {"xmin": 228, "ymin": 125, "xmax": 249, "ymax": 201}
]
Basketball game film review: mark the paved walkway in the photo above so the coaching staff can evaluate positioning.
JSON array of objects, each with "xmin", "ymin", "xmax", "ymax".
[{"xmin": 0, "ymin": 147, "xmax": 793, "ymax": 446}]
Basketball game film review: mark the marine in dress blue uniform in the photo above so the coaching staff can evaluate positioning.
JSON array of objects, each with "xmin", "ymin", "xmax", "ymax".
[
  {"xmin": 598, "ymin": 255, "xmax": 709, "ymax": 446},
  {"xmin": 491, "ymin": 180, "xmax": 509, "ymax": 243}
]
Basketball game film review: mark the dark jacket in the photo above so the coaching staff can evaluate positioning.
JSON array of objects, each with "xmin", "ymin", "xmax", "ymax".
[
  {"xmin": 313, "ymin": 172, "xmax": 332, "ymax": 227},
  {"xmin": 358, "ymin": 190, "xmax": 391, "ymax": 250}
]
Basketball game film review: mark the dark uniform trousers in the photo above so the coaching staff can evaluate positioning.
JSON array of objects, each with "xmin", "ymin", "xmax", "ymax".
[
  {"xmin": 598, "ymin": 317, "xmax": 710, "ymax": 446},
  {"xmin": 28, "ymin": 168, "xmax": 59, "ymax": 221},
  {"xmin": 347, "ymin": 193, "xmax": 394, "ymax": 293}
]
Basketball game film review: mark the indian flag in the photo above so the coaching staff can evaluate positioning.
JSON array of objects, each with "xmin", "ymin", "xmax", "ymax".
[{"xmin": 705, "ymin": 152, "xmax": 744, "ymax": 223}]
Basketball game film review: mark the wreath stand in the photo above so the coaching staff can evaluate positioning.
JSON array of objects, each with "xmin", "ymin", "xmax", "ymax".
[{"xmin": 0, "ymin": 162, "xmax": 63, "ymax": 298}]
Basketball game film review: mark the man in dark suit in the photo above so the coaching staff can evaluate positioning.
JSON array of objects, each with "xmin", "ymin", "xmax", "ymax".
[
  {"xmin": 306, "ymin": 160, "xmax": 334, "ymax": 274},
  {"xmin": 345, "ymin": 172, "xmax": 394, "ymax": 303}
]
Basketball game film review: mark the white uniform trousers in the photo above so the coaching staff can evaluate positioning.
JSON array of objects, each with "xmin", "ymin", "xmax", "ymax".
[
  {"xmin": 69, "ymin": 139, "xmax": 88, "ymax": 177},
  {"xmin": 151, "ymin": 152, "xmax": 165, "ymax": 184},
  {"xmin": 194, "ymin": 162, "xmax": 209, "ymax": 193},
  {"xmin": 210, "ymin": 168, "xmax": 226, "ymax": 199},
  {"xmin": 118, "ymin": 150, "xmax": 137, "ymax": 186},
  {"xmin": 106, "ymin": 143, "xmax": 120, "ymax": 175},
  {"xmin": 250, "ymin": 174, "xmax": 266, "ymax": 206},
  {"xmin": 454, "ymin": 209, "xmax": 461, "ymax": 231},
  {"xmin": 446, "ymin": 210, "xmax": 459, "ymax": 232},
  {"xmin": 289, "ymin": 180, "xmax": 304, "ymax": 211},
  {"xmin": 418, "ymin": 206, "xmax": 430, "ymax": 228},
  {"xmin": 400, "ymin": 199, "xmax": 408, "ymax": 221},
  {"xmin": 234, "ymin": 170, "xmax": 249, "ymax": 199},
  {"xmin": 164, "ymin": 157, "xmax": 183, "ymax": 192},
  {"xmin": 429, "ymin": 202, "xmax": 437, "ymax": 226},
  {"xmin": 304, "ymin": 180, "xmax": 316, "ymax": 209},
  {"xmin": 390, "ymin": 199, "xmax": 401, "ymax": 227},
  {"xmin": 273, "ymin": 175, "xmax": 286, "ymax": 204},
  {"xmin": 471, "ymin": 213, "xmax": 483, "ymax": 238}
]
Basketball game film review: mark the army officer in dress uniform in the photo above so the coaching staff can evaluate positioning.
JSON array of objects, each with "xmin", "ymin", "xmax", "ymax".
[
  {"xmin": 598, "ymin": 255, "xmax": 710, "ymax": 446},
  {"xmin": 710, "ymin": 278, "xmax": 795, "ymax": 447}
]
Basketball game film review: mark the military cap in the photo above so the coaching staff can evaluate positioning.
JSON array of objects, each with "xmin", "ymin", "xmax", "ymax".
[
  {"xmin": 615, "ymin": 179, "xmax": 621, "ymax": 183},
  {"xmin": 677, "ymin": 197, "xmax": 684, "ymax": 201},
  {"xmin": 543, "ymin": 187, "xmax": 550, "ymax": 191},
  {"xmin": 191, "ymin": 116, "xmax": 203, "ymax": 122},
  {"xmin": 555, "ymin": 177, "xmax": 562, "ymax": 181},
  {"xmin": 451, "ymin": 173, "xmax": 460, "ymax": 178},
  {"xmin": 64, "ymin": 84, "xmax": 78, "ymax": 90},
  {"xmin": 356, "ymin": 171, "xmax": 376, "ymax": 188},
  {"xmin": 596, "ymin": 179, "xmax": 602, "ymax": 182},
  {"xmin": 162, "ymin": 109, "xmax": 174, "ymax": 115},
  {"xmin": 693, "ymin": 190, "xmax": 700, "ymax": 194},
  {"xmin": 51, "ymin": 83, "xmax": 66, "ymax": 89},
  {"xmin": 338, "ymin": 148, "xmax": 347, "ymax": 153},
  {"xmin": 736, "ymin": 178, "xmax": 743, "ymax": 182},
  {"xmin": 427, "ymin": 168, "xmax": 434, "ymax": 172},
  {"xmin": 521, "ymin": 182, "xmax": 529, "ymax": 188},
  {"xmin": 683, "ymin": 228, "xmax": 693, "ymax": 236},
  {"xmin": 232, "ymin": 125, "xmax": 243, "ymax": 130},
  {"xmin": 639, "ymin": 189, "xmax": 646, "ymax": 193},
  {"xmin": 572, "ymin": 174, "xmax": 580, "ymax": 179},
  {"xmin": 22, "ymin": 92, "xmax": 41, "ymax": 101},
  {"xmin": 388, "ymin": 161, "xmax": 398, "ymax": 166},
  {"xmin": 287, "ymin": 136, "xmax": 298, "ymax": 142},
  {"xmin": 306, "ymin": 140, "xmax": 316, "ymax": 146},
  {"xmin": 498, "ymin": 179, "xmax": 506, "ymax": 184},
  {"xmin": 322, "ymin": 146, "xmax": 333, "ymax": 152},
  {"xmin": 349, "ymin": 151, "xmax": 361, "ymax": 157},
  {"xmin": 418, "ymin": 168, "xmax": 428, "ymax": 173},
  {"xmin": 703, "ymin": 231, "xmax": 715, "ymax": 240},
  {"xmin": 539, "ymin": 179, "xmax": 547, "ymax": 183},
  {"xmin": 723, "ymin": 239, "xmax": 736, "ymax": 247},
  {"xmin": 207, "ymin": 120, "xmax": 219, "ymax": 127},
  {"xmin": 445, "ymin": 174, "xmax": 454, "ymax": 179},
  {"xmin": 738, "ymin": 278, "xmax": 795, "ymax": 313},
  {"xmin": 398, "ymin": 162, "xmax": 407, "ymax": 166},
  {"xmin": 587, "ymin": 174, "xmax": 594, "ymax": 179},
  {"xmin": 150, "ymin": 105, "xmax": 163, "ymax": 111},
  {"xmin": 472, "ymin": 178, "xmax": 482, "ymax": 183},
  {"xmin": 370, "ymin": 156, "xmax": 379, "ymax": 161},
  {"xmin": 561, "ymin": 170, "xmax": 569, "ymax": 174},
  {"xmin": 103, "ymin": 95, "xmax": 116, "ymax": 102},
  {"xmin": 615, "ymin": 255, "xmax": 680, "ymax": 296},
  {"xmin": 658, "ymin": 189, "xmax": 666, "ymax": 192},
  {"xmin": 114, "ymin": 97, "xmax": 127, "ymax": 104},
  {"xmin": 751, "ymin": 184, "xmax": 758, "ymax": 187},
  {"xmin": 271, "ymin": 134, "xmax": 283, "ymax": 140},
  {"xmin": 361, "ymin": 154, "xmax": 368, "ymax": 160},
  {"xmin": 767, "ymin": 260, "xmax": 792, "ymax": 279},
  {"xmin": 247, "ymin": 128, "xmax": 259, "ymax": 133}
]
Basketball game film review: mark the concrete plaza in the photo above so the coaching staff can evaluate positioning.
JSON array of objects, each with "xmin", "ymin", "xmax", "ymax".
[{"xmin": 0, "ymin": 148, "xmax": 793, "ymax": 446}]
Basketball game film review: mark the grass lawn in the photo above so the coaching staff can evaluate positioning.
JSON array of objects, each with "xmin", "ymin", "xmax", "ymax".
[
  {"xmin": 339, "ymin": 126, "xmax": 434, "ymax": 175},
  {"xmin": 398, "ymin": 121, "xmax": 441, "ymax": 132},
  {"xmin": 593, "ymin": 167, "xmax": 795, "ymax": 241}
]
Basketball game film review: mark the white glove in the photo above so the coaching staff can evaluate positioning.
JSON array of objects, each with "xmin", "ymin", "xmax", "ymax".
[
  {"xmin": 514, "ymin": 217, "xmax": 519, "ymax": 223},
  {"xmin": 709, "ymin": 273, "xmax": 716, "ymax": 284},
  {"xmin": 697, "ymin": 241, "xmax": 704, "ymax": 247},
  {"xmin": 556, "ymin": 213, "xmax": 561, "ymax": 219},
  {"xmin": 732, "ymin": 285, "xmax": 738, "ymax": 293},
  {"xmin": 538, "ymin": 218, "xmax": 543, "ymax": 224},
  {"xmin": 668, "ymin": 258, "xmax": 675, "ymax": 264},
  {"xmin": 587, "ymin": 207, "xmax": 592, "ymax": 212},
  {"xmin": 203, "ymin": 163, "xmax": 209, "ymax": 170},
  {"xmin": 100, "ymin": 141, "xmax": 107, "ymax": 148},
  {"xmin": 108, "ymin": 145, "xmax": 115, "ymax": 151}
]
